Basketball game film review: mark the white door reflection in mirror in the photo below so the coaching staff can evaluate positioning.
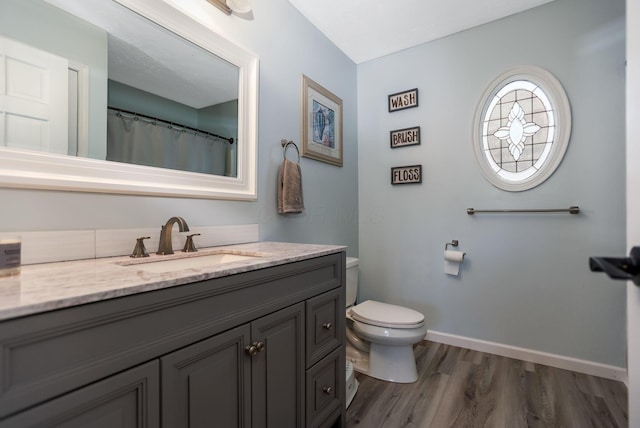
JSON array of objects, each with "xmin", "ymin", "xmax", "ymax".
[{"xmin": 0, "ymin": 36, "xmax": 68, "ymax": 154}]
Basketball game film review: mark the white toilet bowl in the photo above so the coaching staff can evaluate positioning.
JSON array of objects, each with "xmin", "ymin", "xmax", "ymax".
[{"xmin": 346, "ymin": 300, "xmax": 426, "ymax": 383}]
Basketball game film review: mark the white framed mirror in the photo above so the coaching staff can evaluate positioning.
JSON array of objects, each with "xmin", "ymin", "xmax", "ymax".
[{"xmin": 0, "ymin": 0, "xmax": 258, "ymax": 200}]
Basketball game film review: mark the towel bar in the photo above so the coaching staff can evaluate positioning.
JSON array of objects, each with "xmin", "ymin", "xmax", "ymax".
[{"xmin": 467, "ymin": 206, "xmax": 580, "ymax": 215}]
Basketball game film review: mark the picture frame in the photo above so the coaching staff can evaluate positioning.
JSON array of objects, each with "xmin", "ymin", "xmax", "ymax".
[{"xmin": 301, "ymin": 75, "xmax": 343, "ymax": 166}]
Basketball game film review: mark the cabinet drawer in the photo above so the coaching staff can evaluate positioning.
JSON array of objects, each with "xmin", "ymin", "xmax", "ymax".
[
  {"xmin": 306, "ymin": 347, "xmax": 344, "ymax": 428},
  {"xmin": 0, "ymin": 361, "xmax": 159, "ymax": 428},
  {"xmin": 306, "ymin": 288, "xmax": 344, "ymax": 368}
]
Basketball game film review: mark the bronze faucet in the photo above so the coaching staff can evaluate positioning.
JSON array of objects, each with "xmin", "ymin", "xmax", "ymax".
[{"xmin": 157, "ymin": 217, "xmax": 190, "ymax": 255}]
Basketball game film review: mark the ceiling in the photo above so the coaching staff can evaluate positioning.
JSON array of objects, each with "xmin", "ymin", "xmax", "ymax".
[
  {"xmin": 46, "ymin": 0, "xmax": 239, "ymax": 108},
  {"xmin": 287, "ymin": 0, "xmax": 556, "ymax": 64}
]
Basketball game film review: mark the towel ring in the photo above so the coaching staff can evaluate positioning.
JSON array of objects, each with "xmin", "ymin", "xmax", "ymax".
[{"xmin": 281, "ymin": 139, "xmax": 300, "ymax": 162}]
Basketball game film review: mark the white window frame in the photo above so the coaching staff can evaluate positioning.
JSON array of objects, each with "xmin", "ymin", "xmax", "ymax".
[{"xmin": 472, "ymin": 66, "xmax": 572, "ymax": 191}]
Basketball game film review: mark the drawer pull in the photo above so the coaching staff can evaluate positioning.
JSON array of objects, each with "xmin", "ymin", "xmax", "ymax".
[
  {"xmin": 322, "ymin": 386, "xmax": 333, "ymax": 395},
  {"xmin": 245, "ymin": 341, "xmax": 265, "ymax": 357},
  {"xmin": 322, "ymin": 322, "xmax": 333, "ymax": 330}
]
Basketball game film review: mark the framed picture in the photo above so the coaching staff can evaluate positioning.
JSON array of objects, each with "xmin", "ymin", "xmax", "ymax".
[{"xmin": 301, "ymin": 75, "xmax": 343, "ymax": 166}]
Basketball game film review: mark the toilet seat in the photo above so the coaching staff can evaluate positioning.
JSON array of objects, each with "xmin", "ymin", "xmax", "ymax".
[{"xmin": 350, "ymin": 300, "xmax": 424, "ymax": 329}]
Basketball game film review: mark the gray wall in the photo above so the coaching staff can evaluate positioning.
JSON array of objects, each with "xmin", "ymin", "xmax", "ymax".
[
  {"xmin": 199, "ymin": 100, "xmax": 238, "ymax": 139},
  {"xmin": 357, "ymin": 0, "xmax": 626, "ymax": 366},
  {"xmin": 0, "ymin": 0, "xmax": 359, "ymax": 255},
  {"xmin": 108, "ymin": 80, "xmax": 201, "ymax": 128}
]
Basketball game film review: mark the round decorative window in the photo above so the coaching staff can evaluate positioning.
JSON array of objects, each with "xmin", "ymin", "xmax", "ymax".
[{"xmin": 472, "ymin": 66, "xmax": 571, "ymax": 191}]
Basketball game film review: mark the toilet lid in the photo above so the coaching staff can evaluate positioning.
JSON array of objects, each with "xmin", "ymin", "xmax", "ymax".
[{"xmin": 350, "ymin": 300, "xmax": 424, "ymax": 329}]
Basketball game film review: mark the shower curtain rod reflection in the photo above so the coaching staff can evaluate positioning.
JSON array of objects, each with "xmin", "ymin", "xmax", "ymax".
[
  {"xmin": 108, "ymin": 107, "xmax": 234, "ymax": 144},
  {"xmin": 467, "ymin": 206, "xmax": 580, "ymax": 215}
]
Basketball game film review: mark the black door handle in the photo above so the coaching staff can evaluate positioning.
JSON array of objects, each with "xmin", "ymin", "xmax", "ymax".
[{"xmin": 590, "ymin": 246, "xmax": 640, "ymax": 286}]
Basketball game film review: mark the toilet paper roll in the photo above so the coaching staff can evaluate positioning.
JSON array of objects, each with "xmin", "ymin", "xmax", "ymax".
[{"xmin": 444, "ymin": 250, "xmax": 465, "ymax": 276}]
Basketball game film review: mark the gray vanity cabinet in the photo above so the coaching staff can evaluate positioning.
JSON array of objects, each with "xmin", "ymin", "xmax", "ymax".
[
  {"xmin": 250, "ymin": 303, "xmax": 306, "ymax": 428},
  {"xmin": 0, "ymin": 361, "xmax": 160, "ymax": 427},
  {"xmin": 161, "ymin": 324, "xmax": 253, "ymax": 427},
  {"xmin": 305, "ymin": 289, "xmax": 344, "ymax": 428},
  {"xmin": 161, "ymin": 303, "xmax": 306, "ymax": 428},
  {"xmin": 0, "ymin": 252, "xmax": 346, "ymax": 428}
]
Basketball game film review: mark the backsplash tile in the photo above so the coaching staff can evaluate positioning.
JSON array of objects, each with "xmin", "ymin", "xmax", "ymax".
[
  {"xmin": 192, "ymin": 224, "xmax": 260, "ymax": 247},
  {"xmin": 0, "ymin": 224, "xmax": 259, "ymax": 265},
  {"xmin": 95, "ymin": 228, "xmax": 160, "ymax": 258},
  {"xmin": 0, "ymin": 230, "xmax": 96, "ymax": 265}
]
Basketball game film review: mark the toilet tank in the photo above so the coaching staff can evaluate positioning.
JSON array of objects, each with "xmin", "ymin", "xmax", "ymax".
[{"xmin": 346, "ymin": 257, "xmax": 359, "ymax": 307}]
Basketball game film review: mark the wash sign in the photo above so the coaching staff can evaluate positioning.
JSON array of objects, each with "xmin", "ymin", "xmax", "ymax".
[{"xmin": 388, "ymin": 88, "xmax": 419, "ymax": 112}]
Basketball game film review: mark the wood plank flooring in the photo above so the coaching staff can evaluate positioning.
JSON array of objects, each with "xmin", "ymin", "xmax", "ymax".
[{"xmin": 345, "ymin": 341, "xmax": 628, "ymax": 427}]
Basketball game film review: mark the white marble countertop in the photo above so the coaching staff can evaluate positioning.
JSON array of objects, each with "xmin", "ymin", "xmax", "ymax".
[{"xmin": 0, "ymin": 242, "xmax": 346, "ymax": 321}]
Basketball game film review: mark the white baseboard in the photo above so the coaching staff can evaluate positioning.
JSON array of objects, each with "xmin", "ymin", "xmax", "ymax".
[{"xmin": 426, "ymin": 330, "xmax": 628, "ymax": 383}]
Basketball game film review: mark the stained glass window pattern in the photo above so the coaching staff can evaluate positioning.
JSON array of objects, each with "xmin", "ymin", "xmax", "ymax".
[
  {"xmin": 482, "ymin": 80, "xmax": 555, "ymax": 181},
  {"xmin": 472, "ymin": 67, "xmax": 571, "ymax": 191}
]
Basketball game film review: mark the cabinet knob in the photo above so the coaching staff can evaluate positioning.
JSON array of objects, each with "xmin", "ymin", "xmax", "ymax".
[
  {"xmin": 245, "ymin": 344, "xmax": 258, "ymax": 356},
  {"xmin": 322, "ymin": 322, "xmax": 333, "ymax": 330},
  {"xmin": 245, "ymin": 341, "xmax": 265, "ymax": 357},
  {"xmin": 322, "ymin": 386, "xmax": 333, "ymax": 395}
]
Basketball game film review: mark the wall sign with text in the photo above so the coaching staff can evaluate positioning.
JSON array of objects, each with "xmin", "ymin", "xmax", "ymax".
[
  {"xmin": 390, "ymin": 126, "xmax": 420, "ymax": 148},
  {"xmin": 388, "ymin": 88, "xmax": 419, "ymax": 112},
  {"xmin": 391, "ymin": 165, "xmax": 422, "ymax": 185}
]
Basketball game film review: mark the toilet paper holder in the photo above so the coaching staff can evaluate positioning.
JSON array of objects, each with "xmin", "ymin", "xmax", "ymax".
[
  {"xmin": 445, "ymin": 240, "xmax": 459, "ymax": 250},
  {"xmin": 444, "ymin": 240, "xmax": 466, "ymax": 276}
]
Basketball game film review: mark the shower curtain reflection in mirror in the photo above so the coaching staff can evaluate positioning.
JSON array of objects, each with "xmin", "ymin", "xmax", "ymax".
[{"xmin": 106, "ymin": 109, "xmax": 236, "ymax": 177}]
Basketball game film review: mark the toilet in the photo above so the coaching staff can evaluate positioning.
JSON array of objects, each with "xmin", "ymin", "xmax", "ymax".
[{"xmin": 345, "ymin": 257, "xmax": 426, "ymax": 384}]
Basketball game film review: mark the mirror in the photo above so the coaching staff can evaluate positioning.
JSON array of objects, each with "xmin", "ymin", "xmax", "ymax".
[{"xmin": 0, "ymin": 0, "xmax": 258, "ymax": 199}]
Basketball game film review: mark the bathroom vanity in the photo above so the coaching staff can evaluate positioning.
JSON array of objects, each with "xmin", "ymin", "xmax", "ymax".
[{"xmin": 0, "ymin": 242, "xmax": 346, "ymax": 428}]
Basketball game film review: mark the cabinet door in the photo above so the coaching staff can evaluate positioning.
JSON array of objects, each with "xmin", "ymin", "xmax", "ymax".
[
  {"xmin": 161, "ymin": 324, "xmax": 251, "ymax": 428},
  {"xmin": 0, "ymin": 361, "xmax": 159, "ymax": 428},
  {"xmin": 251, "ymin": 303, "xmax": 305, "ymax": 428}
]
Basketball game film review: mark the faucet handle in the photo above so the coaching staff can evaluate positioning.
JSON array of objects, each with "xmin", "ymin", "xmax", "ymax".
[
  {"xmin": 130, "ymin": 237, "xmax": 150, "ymax": 258},
  {"xmin": 183, "ymin": 233, "xmax": 201, "ymax": 253}
]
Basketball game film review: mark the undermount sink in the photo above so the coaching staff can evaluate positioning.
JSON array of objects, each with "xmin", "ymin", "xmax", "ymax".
[{"xmin": 116, "ymin": 251, "xmax": 266, "ymax": 273}]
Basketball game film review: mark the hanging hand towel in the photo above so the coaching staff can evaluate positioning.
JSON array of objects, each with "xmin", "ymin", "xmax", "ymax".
[{"xmin": 277, "ymin": 159, "xmax": 305, "ymax": 214}]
